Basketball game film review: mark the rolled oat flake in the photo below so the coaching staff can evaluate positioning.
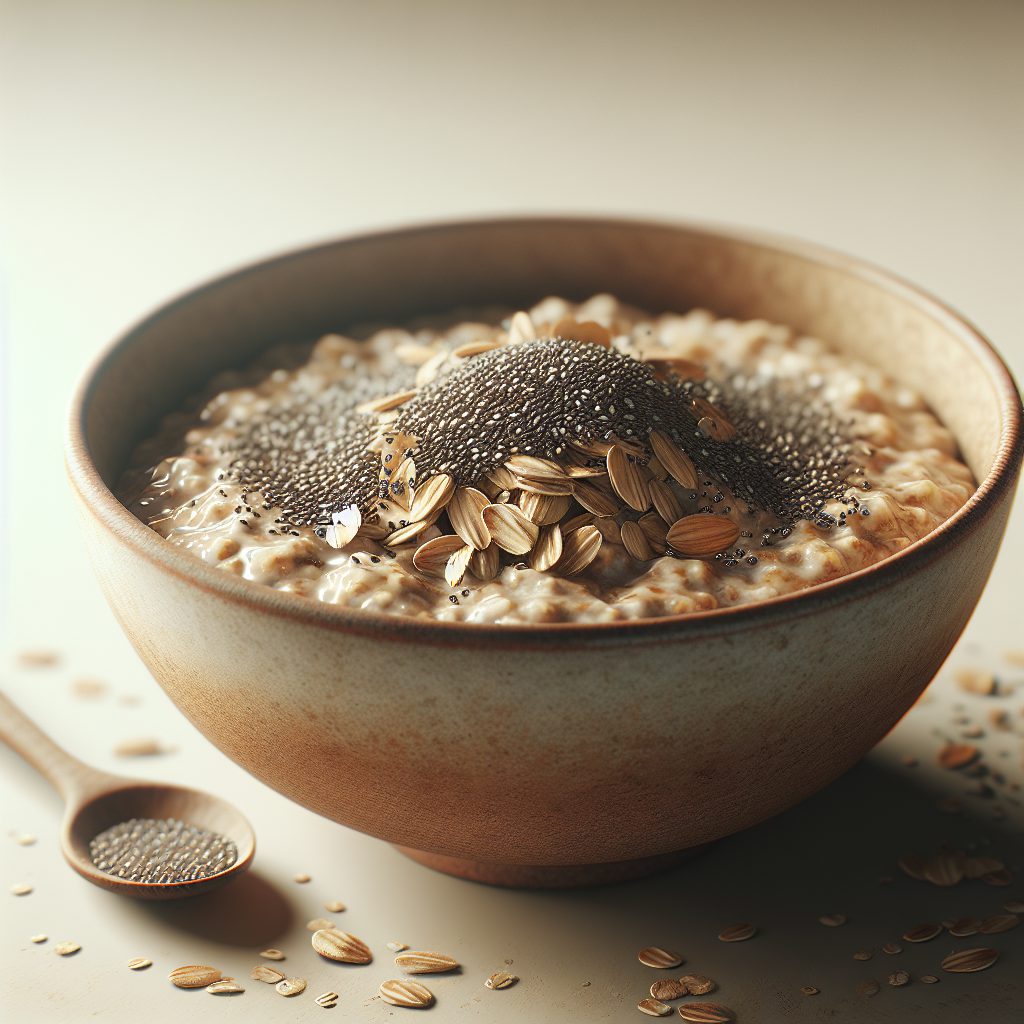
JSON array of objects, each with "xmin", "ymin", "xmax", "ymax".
[
  {"xmin": 637, "ymin": 947, "xmax": 684, "ymax": 969},
  {"xmin": 637, "ymin": 997, "xmax": 672, "ymax": 1017},
  {"xmin": 250, "ymin": 964, "xmax": 285, "ymax": 983},
  {"xmin": 379, "ymin": 979, "xmax": 434, "ymax": 1008},
  {"xmin": 207, "ymin": 980, "xmax": 244, "ymax": 995},
  {"xmin": 168, "ymin": 965, "xmax": 221, "ymax": 988},
  {"xmin": 941, "ymin": 947, "xmax": 999, "ymax": 973},
  {"xmin": 485, "ymin": 971, "xmax": 518, "ymax": 990},
  {"xmin": 649, "ymin": 978, "xmax": 686, "ymax": 1000},
  {"xmin": 677, "ymin": 1003, "xmax": 735, "ymax": 1023},
  {"xmin": 680, "ymin": 975, "xmax": 716, "ymax": 996}
]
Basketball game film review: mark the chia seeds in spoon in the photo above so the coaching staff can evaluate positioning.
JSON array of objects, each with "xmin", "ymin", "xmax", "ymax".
[{"xmin": 89, "ymin": 817, "xmax": 237, "ymax": 884}]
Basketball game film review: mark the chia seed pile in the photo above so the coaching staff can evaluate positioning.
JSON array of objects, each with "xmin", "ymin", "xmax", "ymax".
[
  {"xmin": 224, "ymin": 338, "xmax": 866, "ymax": 537},
  {"xmin": 89, "ymin": 817, "xmax": 238, "ymax": 884}
]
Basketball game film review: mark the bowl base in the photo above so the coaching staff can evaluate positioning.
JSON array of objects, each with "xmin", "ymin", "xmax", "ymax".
[{"xmin": 393, "ymin": 845, "xmax": 708, "ymax": 888}]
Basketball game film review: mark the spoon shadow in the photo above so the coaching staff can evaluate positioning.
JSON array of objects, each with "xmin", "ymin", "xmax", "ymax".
[{"xmin": 131, "ymin": 870, "xmax": 294, "ymax": 946}]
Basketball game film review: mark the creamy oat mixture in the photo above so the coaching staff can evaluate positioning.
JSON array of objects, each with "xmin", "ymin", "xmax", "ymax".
[{"xmin": 120, "ymin": 295, "xmax": 975, "ymax": 623}]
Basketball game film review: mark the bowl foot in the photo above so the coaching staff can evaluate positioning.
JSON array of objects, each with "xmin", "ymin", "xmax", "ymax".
[{"xmin": 393, "ymin": 845, "xmax": 707, "ymax": 888}]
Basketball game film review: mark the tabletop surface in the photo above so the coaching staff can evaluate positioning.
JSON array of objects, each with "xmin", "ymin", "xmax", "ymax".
[{"xmin": 2, "ymin": 2, "xmax": 1022, "ymax": 1021}]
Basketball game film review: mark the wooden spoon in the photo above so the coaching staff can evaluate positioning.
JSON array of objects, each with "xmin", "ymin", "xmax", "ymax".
[{"xmin": 0, "ymin": 691, "xmax": 254, "ymax": 899}]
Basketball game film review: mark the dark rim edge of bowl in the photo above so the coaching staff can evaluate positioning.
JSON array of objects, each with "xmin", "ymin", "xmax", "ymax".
[{"xmin": 65, "ymin": 214, "xmax": 1024, "ymax": 651}]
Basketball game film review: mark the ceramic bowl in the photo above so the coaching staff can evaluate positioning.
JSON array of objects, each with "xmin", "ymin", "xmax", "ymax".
[{"xmin": 66, "ymin": 217, "xmax": 1023, "ymax": 887}]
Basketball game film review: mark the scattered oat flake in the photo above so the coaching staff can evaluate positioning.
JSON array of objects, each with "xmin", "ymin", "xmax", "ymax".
[
  {"xmin": 898, "ymin": 854, "xmax": 927, "ymax": 880},
  {"xmin": 250, "ymin": 965, "xmax": 285, "ymax": 983},
  {"xmin": 294, "ymin": 873, "xmax": 311, "ymax": 883},
  {"xmin": 857, "ymin": 979, "xmax": 880, "ymax": 997},
  {"xmin": 128, "ymin": 958, "xmax": 152, "ymax": 970},
  {"xmin": 323, "ymin": 900, "xmax": 346, "ymax": 913},
  {"xmin": 316, "ymin": 991, "xmax": 339, "ymax": 1007},
  {"xmin": 801, "ymin": 986, "xmax": 819, "ymax": 996},
  {"xmin": 114, "ymin": 738, "xmax": 169, "ymax": 757},
  {"xmin": 259, "ymin": 948, "xmax": 285, "ymax": 960},
  {"xmin": 54, "ymin": 942, "xmax": 80, "ymax": 957},
  {"xmin": 649, "ymin": 979, "xmax": 685, "ymax": 1000},
  {"xmin": 979, "ymin": 913, "xmax": 1019, "ymax": 934},
  {"xmin": 17, "ymin": 650, "xmax": 59, "ymax": 668},
  {"xmin": 169, "ymin": 965, "xmax": 221, "ymax": 988},
  {"xmin": 923, "ymin": 853, "xmax": 964, "ymax": 887},
  {"xmin": 902, "ymin": 923, "xmax": 941, "ymax": 943},
  {"xmin": 853, "ymin": 950, "xmax": 873, "ymax": 961},
  {"xmin": 637, "ymin": 997, "xmax": 673, "ymax": 1017},
  {"xmin": 311, "ymin": 927, "xmax": 372, "ymax": 964},
  {"xmin": 938, "ymin": 742, "xmax": 980, "ymax": 769},
  {"xmin": 947, "ymin": 917, "xmax": 981, "ymax": 937},
  {"xmin": 207, "ymin": 980, "xmax": 244, "ymax": 994},
  {"xmin": 485, "ymin": 971, "xmax": 518, "ymax": 990},
  {"xmin": 379, "ymin": 978, "xmax": 434, "ymax": 1008},
  {"xmin": 14, "ymin": 834, "xmax": 37, "ymax": 846},
  {"xmin": 920, "ymin": 974, "xmax": 940, "ymax": 984},
  {"xmin": 1003, "ymin": 899, "xmax": 1024, "ymax": 913},
  {"xmin": 818, "ymin": 913, "xmax": 847, "ymax": 927},
  {"xmin": 637, "ymin": 947, "xmax": 683, "ymax": 969},
  {"xmin": 10, "ymin": 883, "xmax": 32, "ymax": 896},
  {"xmin": 680, "ymin": 975, "xmax": 716, "ymax": 996},
  {"xmin": 395, "ymin": 951, "xmax": 459, "ymax": 974},
  {"xmin": 30, "ymin": 934, "xmax": 47, "ymax": 944},
  {"xmin": 71, "ymin": 678, "xmax": 107, "ymax": 699},
  {"xmin": 677, "ymin": 1002, "xmax": 734, "ymax": 1023},
  {"xmin": 965, "ymin": 855, "xmax": 1004, "ymax": 879},
  {"xmin": 888, "ymin": 970, "xmax": 910, "ymax": 987},
  {"xmin": 717, "ymin": 923, "xmax": 756, "ymax": 942},
  {"xmin": 306, "ymin": 917, "xmax": 334, "ymax": 931},
  {"xmin": 989, "ymin": 708, "xmax": 1011, "ymax": 729},
  {"xmin": 982, "ymin": 868, "xmax": 1014, "ymax": 887},
  {"xmin": 276, "ymin": 977, "xmax": 306, "ymax": 997},
  {"xmin": 955, "ymin": 668, "xmax": 997, "ymax": 695},
  {"xmin": 882, "ymin": 942, "xmax": 902, "ymax": 954},
  {"xmin": 941, "ymin": 947, "xmax": 999, "ymax": 973},
  {"xmin": 387, "ymin": 941, "xmax": 409, "ymax": 952},
  {"xmin": 1003, "ymin": 650, "xmax": 1024, "ymax": 667}
]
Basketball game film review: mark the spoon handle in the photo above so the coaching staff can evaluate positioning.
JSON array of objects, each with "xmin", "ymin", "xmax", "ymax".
[{"xmin": 0, "ymin": 691, "xmax": 114, "ymax": 802}]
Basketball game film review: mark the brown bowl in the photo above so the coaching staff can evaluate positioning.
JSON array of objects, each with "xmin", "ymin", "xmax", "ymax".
[{"xmin": 66, "ymin": 217, "xmax": 1023, "ymax": 887}]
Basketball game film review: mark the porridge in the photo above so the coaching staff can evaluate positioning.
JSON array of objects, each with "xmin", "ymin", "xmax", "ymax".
[{"xmin": 119, "ymin": 295, "xmax": 975, "ymax": 624}]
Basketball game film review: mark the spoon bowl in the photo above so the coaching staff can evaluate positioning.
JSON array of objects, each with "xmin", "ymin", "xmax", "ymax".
[
  {"xmin": 63, "ymin": 781, "xmax": 255, "ymax": 900},
  {"xmin": 0, "ymin": 692, "xmax": 255, "ymax": 900}
]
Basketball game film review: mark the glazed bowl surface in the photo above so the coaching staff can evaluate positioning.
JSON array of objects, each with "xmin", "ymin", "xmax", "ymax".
[{"xmin": 66, "ymin": 217, "xmax": 1023, "ymax": 886}]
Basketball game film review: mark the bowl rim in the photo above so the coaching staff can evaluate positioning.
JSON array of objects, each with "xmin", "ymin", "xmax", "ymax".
[{"xmin": 66, "ymin": 214, "xmax": 1024, "ymax": 650}]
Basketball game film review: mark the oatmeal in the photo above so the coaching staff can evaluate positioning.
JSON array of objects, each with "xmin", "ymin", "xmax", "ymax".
[{"xmin": 119, "ymin": 295, "xmax": 974, "ymax": 623}]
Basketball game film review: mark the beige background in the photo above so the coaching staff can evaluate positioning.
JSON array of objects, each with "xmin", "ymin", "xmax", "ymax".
[{"xmin": 1, "ymin": 1, "xmax": 1022, "ymax": 1021}]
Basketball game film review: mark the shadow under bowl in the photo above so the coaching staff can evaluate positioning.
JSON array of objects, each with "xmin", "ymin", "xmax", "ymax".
[{"xmin": 66, "ymin": 216, "xmax": 1023, "ymax": 886}]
